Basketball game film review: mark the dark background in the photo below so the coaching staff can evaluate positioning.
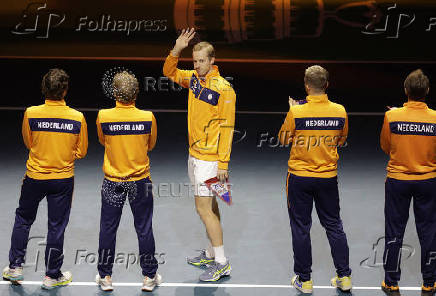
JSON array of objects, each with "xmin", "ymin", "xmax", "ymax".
[{"xmin": 1, "ymin": 0, "xmax": 436, "ymax": 112}]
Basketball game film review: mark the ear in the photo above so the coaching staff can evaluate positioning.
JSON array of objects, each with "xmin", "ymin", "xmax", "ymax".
[
  {"xmin": 304, "ymin": 84, "xmax": 310, "ymax": 93},
  {"xmin": 325, "ymin": 81, "xmax": 329, "ymax": 90},
  {"xmin": 426, "ymin": 87, "xmax": 430, "ymax": 95},
  {"xmin": 404, "ymin": 87, "xmax": 408, "ymax": 96},
  {"xmin": 210, "ymin": 57, "xmax": 215, "ymax": 65}
]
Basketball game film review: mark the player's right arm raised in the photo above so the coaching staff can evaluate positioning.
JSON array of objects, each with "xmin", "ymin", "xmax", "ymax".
[{"xmin": 163, "ymin": 28, "xmax": 196, "ymax": 88}]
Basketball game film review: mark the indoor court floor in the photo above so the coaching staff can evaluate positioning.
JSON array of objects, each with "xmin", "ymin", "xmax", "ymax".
[{"xmin": 0, "ymin": 110, "xmax": 427, "ymax": 296}]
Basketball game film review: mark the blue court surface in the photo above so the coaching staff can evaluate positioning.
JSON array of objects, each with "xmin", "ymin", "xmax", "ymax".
[{"xmin": 0, "ymin": 111, "xmax": 428, "ymax": 296}]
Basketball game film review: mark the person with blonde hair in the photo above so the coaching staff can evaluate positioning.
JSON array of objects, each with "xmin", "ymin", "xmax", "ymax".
[
  {"xmin": 279, "ymin": 65, "xmax": 352, "ymax": 293},
  {"xmin": 163, "ymin": 28, "xmax": 236, "ymax": 282}
]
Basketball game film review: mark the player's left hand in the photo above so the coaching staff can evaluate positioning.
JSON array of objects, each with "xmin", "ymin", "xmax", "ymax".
[{"xmin": 217, "ymin": 169, "xmax": 228, "ymax": 183}]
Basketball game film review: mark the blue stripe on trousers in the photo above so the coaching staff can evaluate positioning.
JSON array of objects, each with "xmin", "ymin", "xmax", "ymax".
[
  {"xmin": 9, "ymin": 176, "xmax": 73, "ymax": 279},
  {"xmin": 286, "ymin": 173, "xmax": 351, "ymax": 281},
  {"xmin": 97, "ymin": 177, "xmax": 158, "ymax": 278},
  {"xmin": 384, "ymin": 177, "xmax": 436, "ymax": 286}
]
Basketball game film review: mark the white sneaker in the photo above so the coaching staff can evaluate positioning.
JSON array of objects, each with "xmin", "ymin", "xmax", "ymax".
[
  {"xmin": 142, "ymin": 273, "xmax": 162, "ymax": 292},
  {"xmin": 2, "ymin": 266, "xmax": 23, "ymax": 284},
  {"xmin": 41, "ymin": 271, "xmax": 72, "ymax": 290},
  {"xmin": 96, "ymin": 274, "xmax": 113, "ymax": 291}
]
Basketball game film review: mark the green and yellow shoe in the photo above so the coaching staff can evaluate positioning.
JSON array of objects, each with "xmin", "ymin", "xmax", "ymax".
[
  {"xmin": 41, "ymin": 271, "xmax": 72, "ymax": 290},
  {"xmin": 199, "ymin": 261, "xmax": 231, "ymax": 282},
  {"xmin": 187, "ymin": 250, "xmax": 214, "ymax": 267}
]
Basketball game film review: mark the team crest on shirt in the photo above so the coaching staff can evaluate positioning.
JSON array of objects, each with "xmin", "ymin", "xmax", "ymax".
[{"xmin": 189, "ymin": 74, "xmax": 220, "ymax": 106}]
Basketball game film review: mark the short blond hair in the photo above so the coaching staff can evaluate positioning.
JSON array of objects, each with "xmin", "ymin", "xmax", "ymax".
[
  {"xmin": 193, "ymin": 41, "xmax": 215, "ymax": 59},
  {"xmin": 112, "ymin": 71, "xmax": 139, "ymax": 103},
  {"xmin": 304, "ymin": 65, "xmax": 329, "ymax": 90}
]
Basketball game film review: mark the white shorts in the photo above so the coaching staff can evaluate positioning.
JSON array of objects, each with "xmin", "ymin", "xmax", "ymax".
[{"xmin": 188, "ymin": 155, "xmax": 218, "ymax": 197}]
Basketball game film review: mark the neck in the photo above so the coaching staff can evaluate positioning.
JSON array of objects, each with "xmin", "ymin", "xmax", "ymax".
[
  {"xmin": 307, "ymin": 91, "xmax": 325, "ymax": 96},
  {"xmin": 408, "ymin": 98, "xmax": 425, "ymax": 102},
  {"xmin": 199, "ymin": 67, "xmax": 214, "ymax": 80}
]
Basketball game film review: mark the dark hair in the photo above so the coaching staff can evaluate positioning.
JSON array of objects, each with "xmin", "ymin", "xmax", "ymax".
[
  {"xmin": 404, "ymin": 69, "xmax": 429, "ymax": 101},
  {"xmin": 41, "ymin": 69, "xmax": 69, "ymax": 100},
  {"xmin": 304, "ymin": 65, "xmax": 329, "ymax": 91}
]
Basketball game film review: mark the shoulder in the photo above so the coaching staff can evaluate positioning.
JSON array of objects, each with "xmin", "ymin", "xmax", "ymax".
[
  {"xmin": 67, "ymin": 107, "xmax": 85, "ymax": 120},
  {"xmin": 97, "ymin": 108, "xmax": 114, "ymax": 118},
  {"xmin": 385, "ymin": 107, "xmax": 405, "ymax": 120},
  {"xmin": 211, "ymin": 76, "xmax": 235, "ymax": 95},
  {"xmin": 25, "ymin": 104, "xmax": 44, "ymax": 114},
  {"xmin": 136, "ymin": 109, "xmax": 155, "ymax": 120},
  {"xmin": 329, "ymin": 102, "xmax": 347, "ymax": 114}
]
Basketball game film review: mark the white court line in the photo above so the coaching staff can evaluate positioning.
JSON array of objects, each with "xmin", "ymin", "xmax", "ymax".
[
  {"xmin": 0, "ymin": 107, "xmax": 384, "ymax": 116},
  {"xmin": 0, "ymin": 281, "xmax": 422, "ymax": 290}
]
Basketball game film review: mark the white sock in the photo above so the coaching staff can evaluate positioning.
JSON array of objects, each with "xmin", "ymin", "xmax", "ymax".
[
  {"xmin": 205, "ymin": 244, "xmax": 214, "ymax": 259},
  {"xmin": 213, "ymin": 245, "xmax": 226, "ymax": 265}
]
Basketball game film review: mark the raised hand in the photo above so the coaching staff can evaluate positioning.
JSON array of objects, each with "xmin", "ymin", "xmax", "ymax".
[
  {"xmin": 289, "ymin": 96, "xmax": 300, "ymax": 108},
  {"xmin": 172, "ymin": 28, "xmax": 196, "ymax": 56}
]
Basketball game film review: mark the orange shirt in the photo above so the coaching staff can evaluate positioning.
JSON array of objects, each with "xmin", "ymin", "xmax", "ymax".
[
  {"xmin": 23, "ymin": 99, "xmax": 88, "ymax": 180},
  {"xmin": 279, "ymin": 94, "xmax": 348, "ymax": 178},
  {"xmin": 97, "ymin": 101, "xmax": 157, "ymax": 182},
  {"xmin": 163, "ymin": 54, "xmax": 236, "ymax": 170},
  {"xmin": 380, "ymin": 101, "xmax": 436, "ymax": 180}
]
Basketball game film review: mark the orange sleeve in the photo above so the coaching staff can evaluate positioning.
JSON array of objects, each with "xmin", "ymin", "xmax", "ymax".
[
  {"xmin": 75, "ymin": 115, "xmax": 88, "ymax": 159},
  {"xmin": 148, "ymin": 113, "xmax": 157, "ymax": 151},
  {"xmin": 338, "ymin": 113, "xmax": 348, "ymax": 147},
  {"xmin": 96, "ymin": 112, "xmax": 104, "ymax": 146},
  {"xmin": 22, "ymin": 110, "xmax": 31, "ymax": 150},
  {"xmin": 217, "ymin": 86, "xmax": 236, "ymax": 170},
  {"xmin": 163, "ymin": 54, "xmax": 193, "ymax": 89},
  {"xmin": 279, "ymin": 108, "xmax": 295, "ymax": 146},
  {"xmin": 380, "ymin": 114, "xmax": 391, "ymax": 154}
]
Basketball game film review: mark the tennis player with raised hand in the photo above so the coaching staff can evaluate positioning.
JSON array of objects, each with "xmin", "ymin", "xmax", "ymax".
[
  {"xmin": 163, "ymin": 28, "xmax": 236, "ymax": 282},
  {"xmin": 2, "ymin": 69, "xmax": 88, "ymax": 290}
]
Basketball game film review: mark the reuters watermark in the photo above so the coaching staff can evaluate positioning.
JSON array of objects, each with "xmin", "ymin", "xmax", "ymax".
[{"xmin": 144, "ymin": 76, "xmax": 234, "ymax": 92}]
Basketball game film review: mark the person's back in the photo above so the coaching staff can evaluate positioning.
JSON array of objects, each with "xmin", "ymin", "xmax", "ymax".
[
  {"xmin": 24, "ymin": 100, "xmax": 87, "ymax": 179},
  {"xmin": 97, "ymin": 104, "xmax": 156, "ymax": 181},
  {"xmin": 283, "ymin": 95, "xmax": 347, "ymax": 177},
  {"xmin": 95, "ymin": 71, "xmax": 161, "ymax": 293},
  {"xmin": 279, "ymin": 65, "xmax": 352, "ymax": 294},
  {"xmin": 3, "ymin": 69, "xmax": 88, "ymax": 290},
  {"xmin": 381, "ymin": 101, "xmax": 436, "ymax": 180},
  {"xmin": 380, "ymin": 69, "xmax": 436, "ymax": 294}
]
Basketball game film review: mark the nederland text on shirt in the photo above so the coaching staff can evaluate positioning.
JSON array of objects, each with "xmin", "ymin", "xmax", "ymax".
[
  {"xmin": 101, "ymin": 121, "xmax": 152, "ymax": 135},
  {"xmin": 29, "ymin": 118, "xmax": 81, "ymax": 134},
  {"xmin": 295, "ymin": 117, "xmax": 345, "ymax": 130},
  {"xmin": 390, "ymin": 121, "xmax": 436, "ymax": 136}
]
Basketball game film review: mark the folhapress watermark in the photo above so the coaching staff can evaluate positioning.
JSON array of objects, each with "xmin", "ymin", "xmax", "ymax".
[{"xmin": 12, "ymin": 2, "xmax": 168, "ymax": 39}]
